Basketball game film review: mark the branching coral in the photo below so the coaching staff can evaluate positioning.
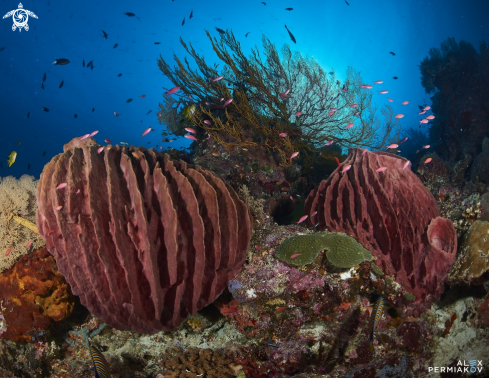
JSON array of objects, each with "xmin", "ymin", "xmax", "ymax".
[
  {"xmin": 0, "ymin": 175, "xmax": 45, "ymax": 273},
  {"xmin": 157, "ymin": 30, "xmax": 400, "ymax": 167}
]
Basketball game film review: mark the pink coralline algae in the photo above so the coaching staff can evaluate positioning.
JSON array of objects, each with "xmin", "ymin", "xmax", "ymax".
[
  {"xmin": 304, "ymin": 148, "xmax": 458, "ymax": 315},
  {"xmin": 36, "ymin": 137, "xmax": 253, "ymax": 333}
]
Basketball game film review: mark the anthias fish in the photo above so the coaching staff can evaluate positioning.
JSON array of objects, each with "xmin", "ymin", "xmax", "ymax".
[
  {"xmin": 284, "ymin": 24, "xmax": 296, "ymax": 43},
  {"xmin": 369, "ymin": 294, "xmax": 385, "ymax": 351}
]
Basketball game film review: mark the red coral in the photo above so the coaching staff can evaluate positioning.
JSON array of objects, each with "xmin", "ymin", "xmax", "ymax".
[
  {"xmin": 304, "ymin": 148, "xmax": 457, "ymax": 315},
  {"xmin": 36, "ymin": 137, "xmax": 253, "ymax": 333}
]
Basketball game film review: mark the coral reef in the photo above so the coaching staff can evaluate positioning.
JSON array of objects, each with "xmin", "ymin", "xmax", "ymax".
[
  {"xmin": 157, "ymin": 30, "xmax": 400, "ymax": 167},
  {"xmin": 471, "ymin": 147, "xmax": 489, "ymax": 183},
  {"xmin": 304, "ymin": 148, "xmax": 457, "ymax": 315},
  {"xmin": 36, "ymin": 137, "xmax": 253, "ymax": 334},
  {"xmin": 420, "ymin": 38, "xmax": 489, "ymax": 162},
  {"xmin": 273, "ymin": 231, "xmax": 372, "ymax": 268},
  {"xmin": 449, "ymin": 220, "xmax": 489, "ymax": 283},
  {"xmin": 0, "ymin": 175, "xmax": 45, "ymax": 273},
  {"xmin": 160, "ymin": 347, "xmax": 243, "ymax": 377},
  {"xmin": 0, "ymin": 247, "xmax": 74, "ymax": 343}
]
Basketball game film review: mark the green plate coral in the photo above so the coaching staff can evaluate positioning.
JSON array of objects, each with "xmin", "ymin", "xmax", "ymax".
[{"xmin": 274, "ymin": 231, "xmax": 373, "ymax": 268}]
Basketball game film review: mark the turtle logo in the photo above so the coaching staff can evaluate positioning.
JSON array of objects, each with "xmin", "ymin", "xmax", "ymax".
[{"xmin": 3, "ymin": 3, "xmax": 38, "ymax": 32}]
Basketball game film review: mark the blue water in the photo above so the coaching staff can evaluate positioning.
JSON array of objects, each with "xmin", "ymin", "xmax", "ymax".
[{"xmin": 0, "ymin": 0, "xmax": 487, "ymax": 179}]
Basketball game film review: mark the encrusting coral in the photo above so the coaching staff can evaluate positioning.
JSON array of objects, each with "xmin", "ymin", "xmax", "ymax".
[
  {"xmin": 273, "ymin": 231, "xmax": 372, "ymax": 268},
  {"xmin": 0, "ymin": 175, "xmax": 45, "ymax": 273},
  {"xmin": 160, "ymin": 347, "xmax": 243, "ymax": 378},
  {"xmin": 449, "ymin": 220, "xmax": 489, "ymax": 282},
  {"xmin": 36, "ymin": 137, "xmax": 253, "ymax": 334}
]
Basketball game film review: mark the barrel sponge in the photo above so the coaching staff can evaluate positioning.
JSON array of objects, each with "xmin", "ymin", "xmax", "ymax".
[
  {"xmin": 304, "ymin": 148, "xmax": 457, "ymax": 315},
  {"xmin": 36, "ymin": 137, "xmax": 253, "ymax": 333},
  {"xmin": 0, "ymin": 175, "xmax": 45, "ymax": 273},
  {"xmin": 274, "ymin": 231, "xmax": 372, "ymax": 268}
]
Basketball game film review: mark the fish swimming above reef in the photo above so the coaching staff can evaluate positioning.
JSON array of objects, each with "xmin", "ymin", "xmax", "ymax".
[
  {"xmin": 101, "ymin": 30, "xmax": 108, "ymax": 39},
  {"xmin": 126, "ymin": 98, "xmax": 133, "ymax": 103},
  {"xmin": 7, "ymin": 151, "xmax": 17, "ymax": 167},
  {"xmin": 124, "ymin": 12, "xmax": 135, "ymax": 17},
  {"xmin": 42, "ymin": 107, "xmax": 49, "ymax": 112},
  {"xmin": 42, "ymin": 72, "xmax": 46, "ymax": 82},
  {"xmin": 285, "ymin": 7, "xmax": 293, "ymax": 10},
  {"xmin": 215, "ymin": 27, "xmax": 226, "ymax": 34},
  {"xmin": 154, "ymin": 42, "xmax": 161, "ymax": 45},
  {"xmin": 117, "ymin": 73, "xmax": 122, "ymax": 77},
  {"xmin": 245, "ymin": 32, "xmax": 250, "ymax": 37},
  {"xmin": 182, "ymin": 17, "xmax": 185, "ymax": 26},
  {"xmin": 389, "ymin": 51, "xmax": 396, "ymax": 56},
  {"xmin": 189, "ymin": 9, "xmax": 193, "ymax": 19},
  {"xmin": 113, "ymin": 43, "xmax": 118, "ymax": 48},
  {"xmin": 83, "ymin": 59, "xmax": 85, "ymax": 67},
  {"xmin": 89, "ymin": 344, "xmax": 111, "ymax": 378},
  {"xmin": 59, "ymin": 79, "xmax": 64, "ymax": 88},
  {"xmin": 52, "ymin": 58, "xmax": 70, "ymax": 65},
  {"xmin": 393, "ymin": 76, "xmax": 398, "ymax": 79},
  {"xmin": 42, "ymin": 151, "xmax": 47, "ymax": 156},
  {"xmin": 182, "ymin": 104, "xmax": 196, "ymax": 120},
  {"xmin": 368, "ymin": 294, "xmax": 385, "ymax": 351},
  {"xmin": 284, "ymin": 24, "xmax": 296, "ymax": 43},
  {"xmin": 27, "ymin": 111, "xmax": 30, "ymax": 118}
]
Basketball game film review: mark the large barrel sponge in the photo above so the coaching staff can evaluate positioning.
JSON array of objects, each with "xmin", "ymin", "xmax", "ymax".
[
  {"xmin": 304, "ymin": 148, "xmax": 457, "ymax": 315},
  {"xmin": 36, "ymin": 137, "xmax": 253, "ymax": 333}
]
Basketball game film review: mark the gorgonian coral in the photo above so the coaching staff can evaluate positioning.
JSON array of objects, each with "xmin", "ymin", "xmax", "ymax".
[{"xmin": 157, "ymin": 30, "xmax": 400, "ymax": 167}]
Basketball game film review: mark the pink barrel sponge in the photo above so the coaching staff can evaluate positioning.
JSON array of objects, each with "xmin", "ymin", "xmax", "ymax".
[
  {"xmin": 36, "ymin": 137, "xmax": 253, "ymax": 333},
  {"xmin": 304, "ymin": 148, "xmax": 457, "ymax": 315}
]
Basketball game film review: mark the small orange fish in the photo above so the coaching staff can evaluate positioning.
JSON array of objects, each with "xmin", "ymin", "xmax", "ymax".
[
  {"xmin": 290, "ymin": 152, "xmax": 299, "ymax": 159},
  {"xmin": 290, "ymin": 253, "xmax": 301, "ymax": 259},
  {"xmin": 56, "ymin": 206, "xmax": 63, "ymax": 211},
  {"xmin": 221, "ymin": 307, "xmax": 239, "ymax": 315},
  {"xmin": 341, "ymin": 164, "xmax": 351, "ymax": 173},
  {"xmin": 185, "ymin": 135, "xmax": 198, "ymax": 141},
  {"xmin": 297, "ymin": 215, "xmax": 308, "ymax": 224},
  {"xmin": 26, "ymin": 241, "xmax": 33, "ymax": 249},
  {"xmin": 402, "ymin": 101, "xmax": 409, "ymax": 105},
  {"xmin": 140, "ymin": 94, "xmax": 146, "ymax": 98},
  {"xmin": 424, "ymin": 157, "xmax": 432, "ymax": 164},
  {"xmin": 5, "ymin": 247, "xmax": 12, "ymax": 256},
  {"xmin": 47, "ymin": 230, "xmax": 56, "ymax": 235},
  {"xmin": 395, "ymin": 114, "xmax": 404, "ymax": 119},
  {"xmin": 376, "ymin": 167, "xmax": 387, "ymax": 172},
  {"xmin": 387, "ymin": 98, "xmax": 393, "ymax": 102},
  {"xmin": 275, "ymin": 306, "xmax": 287, "ymax": 312},
  {"xmin": 335, "ymin": 157, "xmax": 340, "ymax": 167}
]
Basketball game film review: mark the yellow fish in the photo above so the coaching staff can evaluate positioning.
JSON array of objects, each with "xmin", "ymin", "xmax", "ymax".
[
  {"xmin": 7, "ymin": 151, "xmax": 17, "ymax": 167},
  {"xmin": 181, "ymin": 104, "xmax": 196, "ymax": 120}
]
